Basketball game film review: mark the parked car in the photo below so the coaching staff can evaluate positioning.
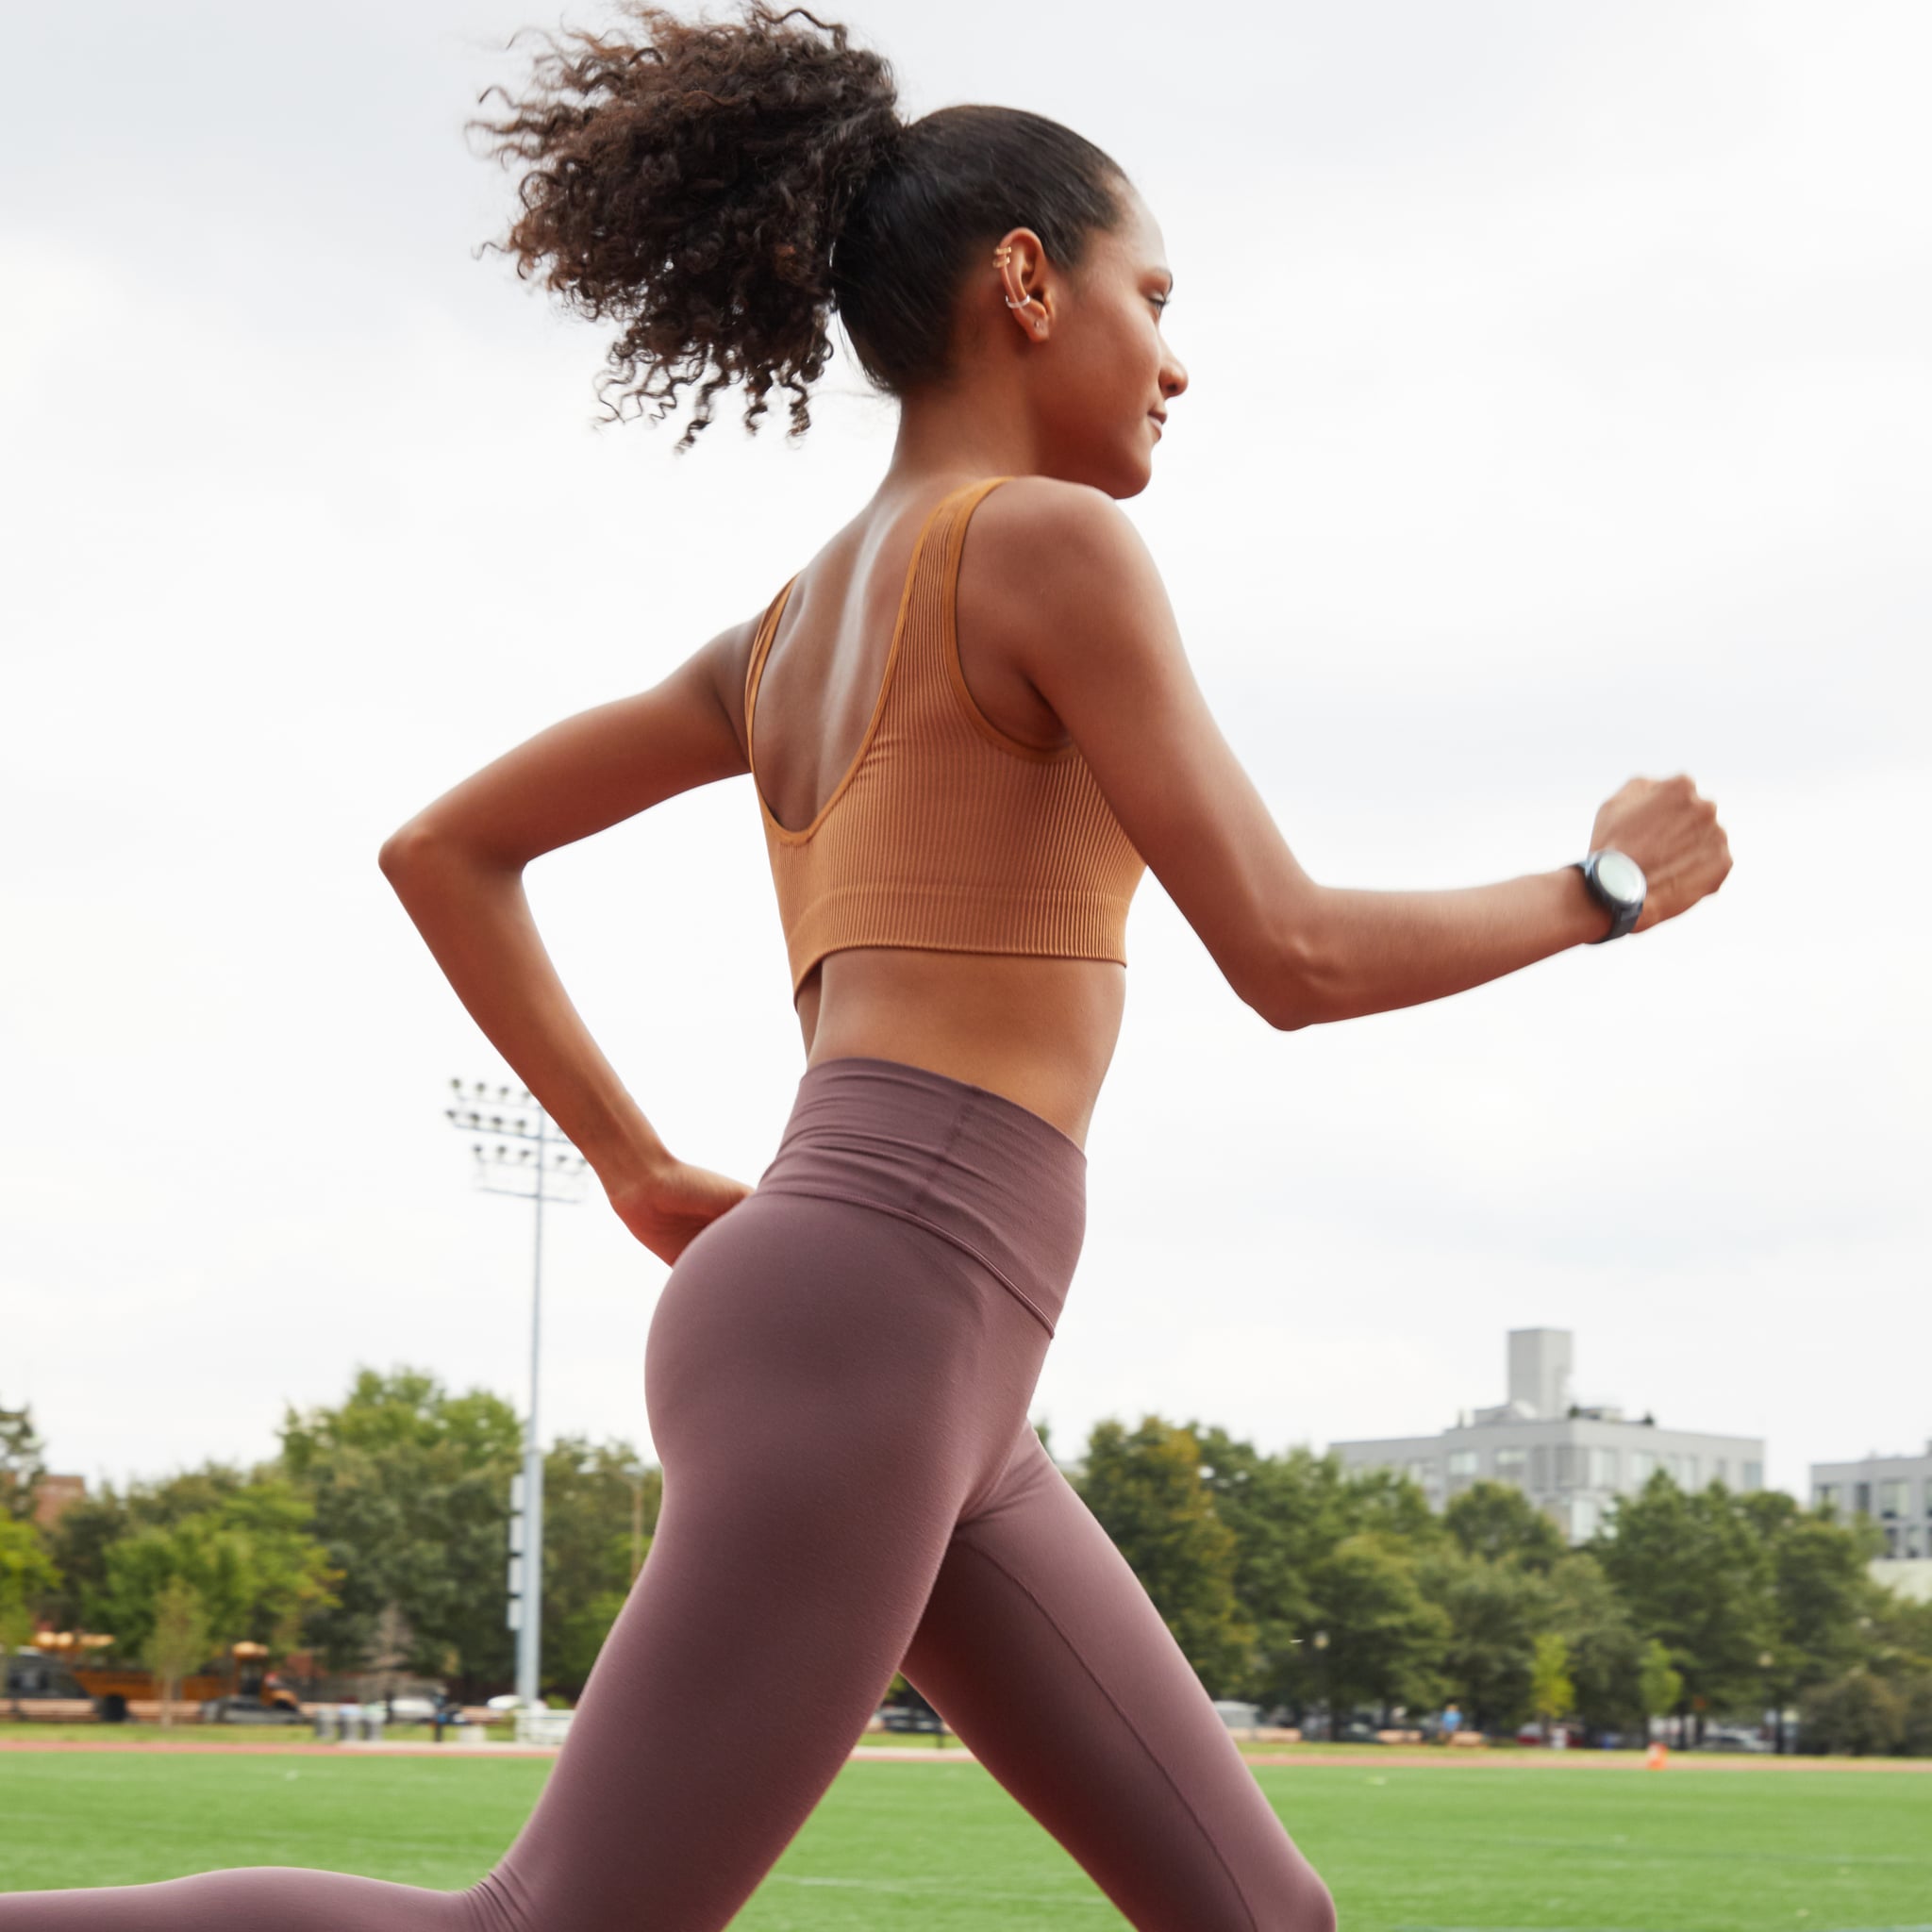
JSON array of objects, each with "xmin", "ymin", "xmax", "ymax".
[
  {"xmin": 202, "ymin": 1693, "xmax": 306, "ymax": 1724},
  {"xmin": 876, "ymin": 1700, "xmax": 947, "ymax": 1736},
  {"xmin": 1696, "ymin": 1725, "xmax": 1772, "ymax": 1753}
]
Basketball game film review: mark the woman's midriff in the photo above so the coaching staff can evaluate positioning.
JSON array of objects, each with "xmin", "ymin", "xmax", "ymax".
[{"xmin": 796, "ymin": 946, "xmax": 1126, "ymax": 1153}]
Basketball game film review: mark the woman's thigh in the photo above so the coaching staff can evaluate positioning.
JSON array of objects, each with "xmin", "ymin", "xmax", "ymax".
[
  {"xmin": 480, "ymin": 1190, "xmax": 1049, "ymax": 1932},
  {"xmin": 900, "ymin": 1428, "xmax": 1337, "ymax": 1932}
]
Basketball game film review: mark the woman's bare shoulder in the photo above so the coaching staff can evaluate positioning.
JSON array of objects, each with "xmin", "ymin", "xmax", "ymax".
[
  {"xmin": 959, "ymin": 475, "xmax": 1174, "ymax": 689},
  {"xmin": 971, "ymin": 474, "xmax": 1151, "ymax": 587}
]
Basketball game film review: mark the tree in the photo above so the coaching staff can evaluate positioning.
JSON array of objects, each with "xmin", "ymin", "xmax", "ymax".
[
  {"xmin": 1897, "ymin": 1673, "xmax": 1932, "ymax": 1757},
  {"xmin": 1530, "ymin": 1631, "xmax": 1575, "ymax": 1740},
  {"xmin": 1637, "ymin": 1637, "xmax": 1684, "ymax": 1744},
  {"xmin": 1310, "ymin": 1532, "xmax": 1448, "ymax": 1727},
  {"xmin": 0, "ymin": 1517, "xmax": 59, "ymax": 1613},
  {"xmin": 1417, "ymin": 1546, "xmax": 1557, "ymax": 1734},
  {"xmin": 1445, "ymin": 1481, "xmax": 1566, "ymax": 1574},
  {"xmin": 1546, "ymin": 1553, "xmax": 1644, "ymax": 1738},
  {"xmin": 143, "ymin": 1578, "xmax": 211, "ymax": 1731},
  {"xmin": 217, "ymin": 1473, "xmax": 347, "ymax": 1658},
  {"xmin": 100, "ymin": 1484, "xmax": 338, "ymax": 1668},
  {"xmin": 1191, "ymin": 1434, "xmax": 1446, "ymax": 1716},
  {"xmin": 41, "ymin": 1488, "xmax": 131, "ymax": 1636},
  {"xmin": 1189, "ymin": 1434, "xmax": 1326, "ymax": 1709},
  {"xmin": 1330, "ymin": 1460, "xmax": 1447, "ymax": 1555},
  {"xmin": 541, "ymin": 1435, "xmax": 661, "ymax": 1694},
  {"xmin": 1743, "ymin": 1495, "xmax": 1886, "ymax": 1747},
  {"xmin": 1594, "ymin": 1473, "xmax": 1775, "ymax": 1739},
  {"xmin": 364, "ymin": 1603, "xmax": 417, "ymax": 1706},
  {"xmin": 0, "ymin": 1403, "xmax": 47, "ymax": 1524},
  {"xmin": 0, "ymin": 1519, "xmax": 60, "ymax": 1717},
  {"xmin": 1077, "ymin": 1417, "xmax": 1255, "ymax": 1694},
  {"xmin": 43, "ymin": 1460, "xmax": 325, "ymax": 1645},
  {"xmin": 1799, "ymin": 1667, "xmax": 1905, "ymax": 1757},
  {"xmin": 1869, "ymin": 1584, "xmax": 1932, "ymax": 1676},
  {"xmin": 279, "ymin": 1367, "xmax": 522, "ymax": 1694},
  {"xmin": 0, "ymin": 1593, "xmax": 32, "ymax": 1720}
]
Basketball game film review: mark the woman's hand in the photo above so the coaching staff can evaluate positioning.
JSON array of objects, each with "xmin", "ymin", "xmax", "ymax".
[
  {"xmin": 601, "ymin": 1157, "xmax": 755, "ymax": 1267},
  {"xmin": 1589, "ymin": 774, "xmax": 1733, "ymax": 932}
]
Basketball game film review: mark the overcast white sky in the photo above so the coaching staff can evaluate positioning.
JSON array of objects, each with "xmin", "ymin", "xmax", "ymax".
[{"xmin": 4, "ymin": 1, "xmax": 1925, "ymax": 1507}]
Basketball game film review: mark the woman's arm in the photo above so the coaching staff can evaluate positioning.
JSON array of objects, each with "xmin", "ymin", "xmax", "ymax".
[
  {"xmin": 378, "ymin": 617, "xmax": 758, "ymax": 1253},
  {"xmin": 964, "ymin": 479, "xmax": 1732, "ymax": 1031}
]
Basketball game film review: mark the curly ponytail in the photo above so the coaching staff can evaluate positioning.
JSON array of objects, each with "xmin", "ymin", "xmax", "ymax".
[{"xmin": 471, "ymin": 1, "xmax": 1129, "ymax": 453}]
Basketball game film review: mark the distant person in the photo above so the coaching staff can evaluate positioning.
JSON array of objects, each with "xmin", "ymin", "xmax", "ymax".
[
  {"xmin": 0, "ymin": 3, "xmax": 1727, "ymax": 1929},
  {"xmin": 1441, "ymin": 1702, "xmax": 1463, "ymax": 1742}
]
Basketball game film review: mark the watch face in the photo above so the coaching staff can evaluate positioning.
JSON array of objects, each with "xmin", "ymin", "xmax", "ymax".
[{"xmin": 1595, "ymin": 850, "xmax": 1645, "ymax": 905}]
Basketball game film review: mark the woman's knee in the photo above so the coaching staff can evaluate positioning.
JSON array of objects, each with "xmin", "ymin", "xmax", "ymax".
[{"xmin": 1278, "ymin": 1863, "xmax": 1339, "ymax": 1932}]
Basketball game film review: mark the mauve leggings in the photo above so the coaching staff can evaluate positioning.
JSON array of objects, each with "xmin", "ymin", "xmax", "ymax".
[{"xmin": 0, "ymin": 1057, "xmax": 1336, "ymax": 1931}]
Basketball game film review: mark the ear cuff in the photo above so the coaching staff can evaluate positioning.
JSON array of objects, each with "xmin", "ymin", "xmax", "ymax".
[{"xmin": 993, "ymin": 242, "xmax": 1047, "ymax": 328}]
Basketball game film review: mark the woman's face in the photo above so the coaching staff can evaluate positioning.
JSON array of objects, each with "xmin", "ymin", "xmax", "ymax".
[{"xmin": 1024, "ymin": 185, "xmax": 1187, "ymax": 498}]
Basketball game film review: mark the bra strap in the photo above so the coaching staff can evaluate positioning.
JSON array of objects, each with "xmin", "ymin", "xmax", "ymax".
[
  {"xmin": 744, "ymin": 573, "xmax": 802, "ymax": 741},
  {"xmin": 936, "ymin": 476, "xmax": 1016, "ymax": 588}
]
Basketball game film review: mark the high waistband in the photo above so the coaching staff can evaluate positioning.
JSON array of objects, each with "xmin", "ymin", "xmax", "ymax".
[{"xmin": 753, "ymin": 1055, "xmax": 1088, "ymax": 1337}]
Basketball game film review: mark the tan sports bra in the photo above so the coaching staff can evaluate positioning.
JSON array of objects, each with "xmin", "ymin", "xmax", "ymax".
[{"xmin": 744, "ymin": 475, "xmax": 1147, "ymax": 998}]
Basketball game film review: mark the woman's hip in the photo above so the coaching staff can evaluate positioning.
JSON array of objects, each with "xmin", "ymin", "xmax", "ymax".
[
  {"xmin": 642, "ymin": 1056, "xmax": 1088, "ymax": 1462},
  {"xmin": 753, "ymin": 1054, "xmax": 1088, "ymax": 1335}
]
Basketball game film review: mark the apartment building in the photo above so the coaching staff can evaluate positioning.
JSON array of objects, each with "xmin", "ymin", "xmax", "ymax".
[{"xmin": 1329, "ymin": 1328, "xmax": 1766, "ymax": 1543}]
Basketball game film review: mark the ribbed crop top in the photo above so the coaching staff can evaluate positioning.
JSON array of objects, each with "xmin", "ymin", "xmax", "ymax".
[{"xmin": 744, "ymin": 475, "xmax": 1147, "ymax": 998}]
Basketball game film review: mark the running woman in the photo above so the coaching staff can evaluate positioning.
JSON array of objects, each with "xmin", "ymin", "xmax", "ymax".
[{"xmin": 0, "ymin": 4, "xmax": 1729, "ymax": 1927}]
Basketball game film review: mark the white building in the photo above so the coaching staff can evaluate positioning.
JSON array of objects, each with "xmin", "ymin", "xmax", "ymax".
[
  {"xmin": 1811, "ymin": 1444, "xmax": 1932, "ymax": 1576},
  {"xmin": 1328, "ymin": 1328, "xmax": 1766, "ymax": 1543}
]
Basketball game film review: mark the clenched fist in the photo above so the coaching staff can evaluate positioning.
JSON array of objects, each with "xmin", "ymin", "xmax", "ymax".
[{"xmin": 1589, "ymin": 774, "xmax": 1733, "ymax": 932}]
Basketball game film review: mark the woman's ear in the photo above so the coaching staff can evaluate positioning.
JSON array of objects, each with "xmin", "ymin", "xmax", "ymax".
[{"xmin": 993, "ymin": 227, "xmax": 1053, "ymax": 339}]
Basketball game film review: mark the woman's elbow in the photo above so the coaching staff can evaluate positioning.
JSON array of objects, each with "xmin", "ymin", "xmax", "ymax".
[
  {"xmin": 379, "ymin": 821, "xmax": 525, "ymax": 885},
  {"xmin": 1265, "ymin": 995, "xmax": 1322, "ymax": 1035},
  {"xmin": 377, "ymin": 821, "xmax": 440, "ymax": 881},
  {"xmin": 1258, "ymin": 923, "xmax": 1335, "ymax": 1033}
]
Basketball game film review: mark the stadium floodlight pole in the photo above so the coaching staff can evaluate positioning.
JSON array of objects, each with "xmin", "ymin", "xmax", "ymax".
[{"xmin": 446, "ymin": 1076, "xmax": 590, "ymax": 1711}]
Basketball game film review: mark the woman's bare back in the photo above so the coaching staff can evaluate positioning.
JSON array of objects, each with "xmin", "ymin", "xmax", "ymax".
[{"xmin": 735, "ymin": 475, "xmax": 1128, "ymax": 1151}]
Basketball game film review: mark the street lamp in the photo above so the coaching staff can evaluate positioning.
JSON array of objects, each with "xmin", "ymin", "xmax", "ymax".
[
  {"xmin": 446, "ymin": 1077, "xmax": 590, "ymax": 1711},
  {"xmin": 1312, "ymin": 1628, "xmax": 1331, "ymax": 1741}
]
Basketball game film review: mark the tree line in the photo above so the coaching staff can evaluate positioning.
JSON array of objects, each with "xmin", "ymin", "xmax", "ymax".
[
  {"xmin": 1081, "ymin": 1416, "xmax": 1932, "ymax": 1754},
  {"xmin": 2, "ymin": 1374, "xmax": 655, "ymax": 1706},
  {"xmin": 5, "ymin": 1382, "xmax": 1929, "ymax": 1754}
]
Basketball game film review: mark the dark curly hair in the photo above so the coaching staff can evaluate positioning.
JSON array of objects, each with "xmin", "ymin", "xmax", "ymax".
[{"xmin": 470, "ymin": 1, "xmax": 1131, "ymax": 452}]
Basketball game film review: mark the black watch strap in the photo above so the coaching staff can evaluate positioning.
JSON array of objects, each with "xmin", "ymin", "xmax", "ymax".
[{"xmin": 1574, "ymin": 854, "xmax": 1642, "ymax": 944}]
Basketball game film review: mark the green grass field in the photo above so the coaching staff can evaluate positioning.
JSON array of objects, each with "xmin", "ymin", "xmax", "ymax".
[{"xmin": 2, "ymin": 1751, "xmax": 1927, "ymax": 1931}]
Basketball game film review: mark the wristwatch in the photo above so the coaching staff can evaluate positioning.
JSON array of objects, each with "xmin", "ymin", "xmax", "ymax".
[{"xmin": 1574, "ymin": 849, "xmax": 1646, "ymax": 943}]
